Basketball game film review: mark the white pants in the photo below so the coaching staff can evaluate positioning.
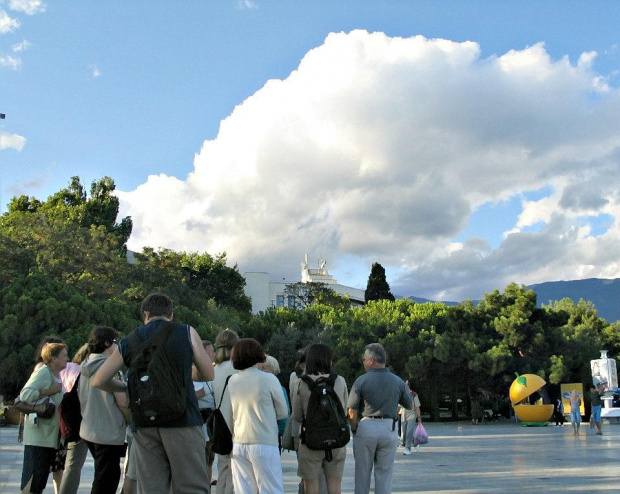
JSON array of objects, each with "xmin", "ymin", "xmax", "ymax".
[
  {"xmin": 231, "ymin": 443, "xmax": 284, "ymax": 494},
  {"xmin": 216, "ymin": 454, "xmax": 234, "ymax": 494}
]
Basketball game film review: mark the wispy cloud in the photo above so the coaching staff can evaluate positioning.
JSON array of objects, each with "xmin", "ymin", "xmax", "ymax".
[
  {"xmin": 7, "ymin": 175, "xmax": 51, "ymax": 196},
  {"xmin": 12, "ymin": 39, "xmax": 30, "ymax": 52},
  {"xmin": 0, "ymin": 131, "xmax": 26, "ymax": 151},
  {"xmin": 0, "ymin": 8, "xmax": 20, "ymax": 33},
  {"xmin": 8, "ymin": 0, "xmax": 46, "ymax": 15},
  {"xmin": 88, "ymin": 64, "xmax": 101, "ymax": 77},
  {"xmin": 237, "ymin": 0, "xmax": 258, "ymax": 10},
  {"xmin": 0, "ymin": 53, "xmax": 21, "ymax": 69}
]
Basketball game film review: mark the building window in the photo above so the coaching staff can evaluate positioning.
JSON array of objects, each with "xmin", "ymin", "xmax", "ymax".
[
  {"xmin": 276, "ymin": 295, "xmax": 284, "ymax": 307},
  {"xmin": 287, "ymin": 296, "xmax": 295, "ymax": 308}
]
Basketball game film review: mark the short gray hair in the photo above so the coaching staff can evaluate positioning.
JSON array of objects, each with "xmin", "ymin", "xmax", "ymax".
[
  {"xmin": 365, "ymin": 343, "xmax": 386, "ymax": 365},
  {"xmin": 263, "ymin": 355, "xmax": 281, "ymax": 375}
]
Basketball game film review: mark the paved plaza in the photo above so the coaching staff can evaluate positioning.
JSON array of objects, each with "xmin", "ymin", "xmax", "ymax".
[{"xmin": 1, "ymin": 420, "xmax": 619, "ymax": 493}]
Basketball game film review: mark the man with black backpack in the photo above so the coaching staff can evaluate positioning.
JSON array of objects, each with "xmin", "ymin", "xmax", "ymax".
[
  {"xmin": 348, "ymin": 343, "xmax": 413, "ymax": 494},
  {"xmin": 93, "ymin": 292, "xmax": 215, "ymax": 494}
]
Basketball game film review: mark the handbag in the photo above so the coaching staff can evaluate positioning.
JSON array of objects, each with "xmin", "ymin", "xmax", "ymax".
[
  {"xmin": 281, "ymin": 417, "xmax": 295, "ymax": 451},
  {"xmin": 59, "ymin": 374, "xmax": 82, "ymax": 441},
  {"xmin": 14, "ymin": 396, "xmax": 56, "ymax": 419},
  {"xmin": 206, "ymin": 375, "xmax": 233, "ymax": 455}
]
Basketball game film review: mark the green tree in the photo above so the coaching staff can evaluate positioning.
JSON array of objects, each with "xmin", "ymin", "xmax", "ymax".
[
  {"xmin": 125, "ymin": 248, "xmax": 251, "ymax": 314},
  {"xmin": 364, "ymin": 262, "xmax": 395, "ymax": 303},
  {"xmin": 283, "ymin": 282, "xmax": 349, "ymax": 310},
  {"xmin": 0, "ymin": 272, "xmax": 138, "ymax": 398}
]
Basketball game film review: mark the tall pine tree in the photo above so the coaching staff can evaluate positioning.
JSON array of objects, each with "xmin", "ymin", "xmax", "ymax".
[{"xmin": 364, "ymin": 262, "xmax": 395, "ymax": 302}]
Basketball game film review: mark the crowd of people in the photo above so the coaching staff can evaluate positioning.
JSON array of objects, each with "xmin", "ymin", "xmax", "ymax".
[{"xmin": 16, "ymin": 292, "xmax": 420, "ymax": 494}]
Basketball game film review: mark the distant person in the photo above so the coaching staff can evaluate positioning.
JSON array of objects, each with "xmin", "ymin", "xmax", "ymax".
[
  {"xmin": 553, "ymin": 398, "xmax": 564, "ymax": 427},
  {"xmin": 590, "ymin": 383, "xmax": 604, "ymax": 436},
  {"xmin": 470, "ymin": 398, "xmax": 482, "ymax": 425},
  {"xmin": 570, "ymin": 390, "xmax": 582, "ymax": 436},
  {"xmin": 400, "ymin": 382, "xmax": 422, "ymax": 455},
  {"xmin": 93, "ymin": 292, "xmax": 214, "ymax": 494},
  {"xmin": 347, "ymin": 343, "xmax": 413, "ymax": 494}
]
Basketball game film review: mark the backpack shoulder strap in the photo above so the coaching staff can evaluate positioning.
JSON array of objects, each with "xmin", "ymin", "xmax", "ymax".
[
  {"xmin": 326, "ymin": 373, "xmax": 338, "ymax": 387},
  {"xmin": 135, "ymin": 321, "xmax": 175, "ymax": 353},
  {"xmin": 301, "ymin": 375, "xmax": 316, "ymax": 391},
  {"xmin": 216, "ymin": 375, "xmax": 232, "ymax": 410}
]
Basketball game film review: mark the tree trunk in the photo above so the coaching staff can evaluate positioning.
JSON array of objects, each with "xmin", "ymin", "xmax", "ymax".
[{"xmin": 429, "ymin": 366, "xmax": 439, "ymax": 421}]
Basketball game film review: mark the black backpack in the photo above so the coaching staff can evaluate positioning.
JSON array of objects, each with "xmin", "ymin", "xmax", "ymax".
[
  {"xmin": 300, "ymin": 374, "xmax": 350, "ymax": 461},
  {"xmin": 206, "ymin": 375, "xmax": 233, "ymax": 455},
  {"xmin": 59, "ymin": 374, "xmax": 82, "ymax": 442},
  {"xmin": 126, "ymin": 322, "xmax": 187, "ymax": 428}
]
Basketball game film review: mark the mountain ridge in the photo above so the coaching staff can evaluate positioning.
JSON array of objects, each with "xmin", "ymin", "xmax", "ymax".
[{"xmin": 405, "ymin": 278, "xmax": 620, "ymax": 323}]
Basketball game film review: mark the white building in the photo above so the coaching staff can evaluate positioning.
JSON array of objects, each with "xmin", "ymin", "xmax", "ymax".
[{"xmin": 244, "ymin": 255, "xmax": 365, "ymax": 314}]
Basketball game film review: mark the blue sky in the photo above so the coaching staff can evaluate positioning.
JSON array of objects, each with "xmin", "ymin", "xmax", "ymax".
[{"xmin": 2, "ymin": 1, "xmax": 620, "ymax": 301}]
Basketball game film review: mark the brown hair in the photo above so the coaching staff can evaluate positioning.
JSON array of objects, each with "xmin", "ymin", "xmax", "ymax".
[
  {"xmin": 87, "ymin": 326, "xmax": 118, "ymax": 354},
  {"xmin": 214, "ymin": 329, "xmax": 240, "ymax": 364},
  {"xmin": 305, "ymin": 344, "xmax": 333, "ymax": 375},
  {"xmin": 141, "ymin": 292, "xmax": 173, "ymax": 318},
  {"xmin": 231, "ymin": 338, "xmax": 266, "ymax": 371},
  {"xmin": 72, "ymin": 343, "xmax": 90, "ymax": 364},
  {"xmin": 35, "ymin": 336, "xmax": 63, "ymax": 364}
]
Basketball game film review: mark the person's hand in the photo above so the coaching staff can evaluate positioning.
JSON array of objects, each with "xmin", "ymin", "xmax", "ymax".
[{"xmin": 17, "ymin": 417, "xmax": 24, "ymax": 443}]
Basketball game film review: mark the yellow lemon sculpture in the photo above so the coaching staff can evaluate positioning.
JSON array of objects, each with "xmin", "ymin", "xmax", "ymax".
[{"xmin": 510, "ymin": 373, "xmax": 554, "ymax": 424}]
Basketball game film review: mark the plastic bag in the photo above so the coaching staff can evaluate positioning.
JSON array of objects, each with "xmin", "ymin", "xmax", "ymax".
[{"xmin": 413, "ymin": 423, "xmax": 429, "ymax": 446}]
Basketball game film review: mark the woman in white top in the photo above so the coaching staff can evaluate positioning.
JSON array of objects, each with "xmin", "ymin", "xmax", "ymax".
[{"xmin": 228, "ymin": 339, "xmax": 288, "ymax": 494}]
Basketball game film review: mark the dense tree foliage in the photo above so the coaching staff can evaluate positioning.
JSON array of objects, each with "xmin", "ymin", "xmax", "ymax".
[
  {"xmin": 2, "ymin": 176, "xmax": 618, "ymax": 420},
  {"xmin": 0, "ymin": 177, "xmax": 251, "ymax": 398},
  {"xmin": 242, "ymin": 283, "xmax": 617, "ymax": 421}
]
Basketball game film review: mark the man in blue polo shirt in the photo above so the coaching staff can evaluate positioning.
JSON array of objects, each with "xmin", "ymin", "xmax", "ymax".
[{"xmin": 348, "ymin": 343, "xmax": 414, "ymax": 494}]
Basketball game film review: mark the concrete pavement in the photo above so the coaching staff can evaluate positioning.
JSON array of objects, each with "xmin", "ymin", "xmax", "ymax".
[{"xmin": 2, "ymin": 420, "xmax": 619, "ymax": 493}]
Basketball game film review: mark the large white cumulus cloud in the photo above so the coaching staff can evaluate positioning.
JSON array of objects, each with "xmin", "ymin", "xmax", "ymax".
[{"xmin": 118, "ymin": 30, "xmax": 620, "ymax": 301}]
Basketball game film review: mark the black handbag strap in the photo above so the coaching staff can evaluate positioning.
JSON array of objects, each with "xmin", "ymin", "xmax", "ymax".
[{"xmin": 216, "ymin": 375, "xmax": 232, "ymax": 410}]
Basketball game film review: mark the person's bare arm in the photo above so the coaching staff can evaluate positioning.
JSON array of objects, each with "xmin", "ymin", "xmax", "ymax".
[
  {"xmin": 114, "ymin": 391, "xmax": 132, "ymax": 424},
  {"xmin": 348, "ymin": 408, "xmax": 359, "ymax": 432},
  {"xmin": 190, "ymin": 327, "xmax": 214, "ymax": 382},
  {"xmin": 92, "ymin": 348, "xmax": 127, "ymax": 393}
]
